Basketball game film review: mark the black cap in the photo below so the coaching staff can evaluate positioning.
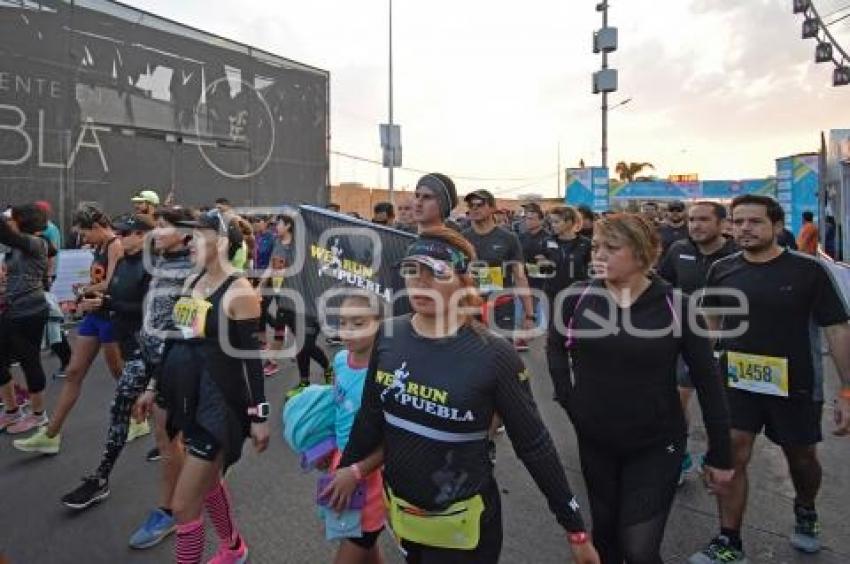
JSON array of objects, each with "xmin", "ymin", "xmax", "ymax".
[
  {"xmin": 464, "ymin": 189, "xmax": 496, "ymax": 206},
  {"xmin": 113, "ymin": 214, "xmax": 155, "ymax": 233},
  {"xmin": 668, "ymin": 200, "xmax": 686, "ymax": 211},
  {"xmin": 175, "ymin": 210, "xmax": 243, "ymax": 248}
]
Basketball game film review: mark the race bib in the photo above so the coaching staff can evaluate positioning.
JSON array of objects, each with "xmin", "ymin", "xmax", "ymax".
[
  {"xmin": 726, "ymin": 351, "xmax": 789, "ymax": 397},
  {"xmin": 272, "ymin": 276, "xmax": 284, "ymax": 291},
  {"xmin": 173, "ymin": 296, "xmax": 212, "ymax": 340},
  {"xmin": 472, "ymin": 265, "xmax": 505, "ymax": 293}
]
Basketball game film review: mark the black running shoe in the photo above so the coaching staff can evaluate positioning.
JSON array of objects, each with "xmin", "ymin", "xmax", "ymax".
[
  {"xmin": 487, "ymin": 440, "xmax": 497, "ymax": 465},
  {"xmin": 146, "ymin": 447, "xmax": 161, "ymax": 462},
  {"xmin": 61, "ymin": 476, "xmax": 110, "ymax": 510}
]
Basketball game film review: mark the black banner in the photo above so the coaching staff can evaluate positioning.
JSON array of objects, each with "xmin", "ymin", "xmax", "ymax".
[{"xmin": 284, "ymin": 205, "xmax": 416, "ymax": 319}]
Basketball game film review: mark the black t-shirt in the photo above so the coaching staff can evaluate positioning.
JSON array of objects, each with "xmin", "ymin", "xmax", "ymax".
[
  {"xmin": 542, "ymin": 235, "xmax": 591, "ymax": 298},
  {"xmin": 340, "ymin": 315, "xmax": 586, "ymax": 532},
  {"xmin": 462, "ymin": 226, "xmax": 524, "ymax": 291},
  {"xmin": 703, "ymin": 250, "xmax": 850, "ymax": 401},
  {"xmin": 658, "ymin": 238, "xmax": 737, "ymax": 295},
  {"xmin": 519, "ymin": 229, "xmax": 550, "ymax": 289}
]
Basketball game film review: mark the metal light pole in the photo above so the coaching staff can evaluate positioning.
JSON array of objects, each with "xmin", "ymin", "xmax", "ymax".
[
  {"xmin": 388, "ymin": 0, "xmax": 394, "ymax": 201},
  {"xmin": 601, "ymin": 3, "xmax": 608, "ymax": 169},
  {"xmin": 593, "ymin": 2, "xmax": 618, "ymax": 169}
]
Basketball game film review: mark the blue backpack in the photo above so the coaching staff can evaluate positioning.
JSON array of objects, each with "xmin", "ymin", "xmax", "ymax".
[{"xmin": 282, "ymin": 384, "xmax": 336, "ymax": 454}]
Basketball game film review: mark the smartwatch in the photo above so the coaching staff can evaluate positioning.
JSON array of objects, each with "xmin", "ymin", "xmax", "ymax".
[{"xmin": 247, "ymin": 402, "xmax": 271, "ymax": 422}]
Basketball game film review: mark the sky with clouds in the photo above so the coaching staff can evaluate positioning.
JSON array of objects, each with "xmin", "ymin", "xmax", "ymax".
[{"xmin": 128, "ymin": 0, "xmax": 850, "ymax": 197}]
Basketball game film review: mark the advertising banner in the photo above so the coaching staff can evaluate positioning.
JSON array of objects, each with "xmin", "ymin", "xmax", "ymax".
[
  {"xmin": 566, "ymin": 167, "xmax": 609, "ymax": 213},
  {"xmin": 283, "ymin": 206, "xmax": 416, "ymax": 320},
  {"xmin": 777, "ymin": 154, "xmax": 819, "ymax": 236}
]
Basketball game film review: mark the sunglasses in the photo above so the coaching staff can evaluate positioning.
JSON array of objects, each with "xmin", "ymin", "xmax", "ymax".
[{"xmin": 398, "ymin": 260, "xmax": 454, "ymax": 281}]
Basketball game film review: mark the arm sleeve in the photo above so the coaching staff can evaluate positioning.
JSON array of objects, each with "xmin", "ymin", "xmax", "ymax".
[
  {"xmin": 0, "ymin": 220, "xmax": 45, "ymax": 256},
  {"xmin": 493, "ymin": 344, "xmax": 586, "ymax": 532},
  {"xmin": 340, "ymin": 332, "xmax": 386, "ymax": 466},
  {"xmin": 813, "ymin": 262, "xmax": 850, "ymax": 326},
  {"xmin": 233, "ymin": 318, "xmax": 266, "ymax": 405},
  {"xmin": 681, "ymin": 297, "xmax": 732, "ymax": 470}
]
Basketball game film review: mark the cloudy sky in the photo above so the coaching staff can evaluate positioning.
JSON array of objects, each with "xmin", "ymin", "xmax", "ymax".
[{"xmin": 129, "ymin": 0, "xmax": 850, "ymax": 197}]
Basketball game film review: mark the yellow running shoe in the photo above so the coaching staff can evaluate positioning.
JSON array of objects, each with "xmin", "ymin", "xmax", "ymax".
[
  {"xmin": 13, "ymin": 427, "xmax": 61, "ymax": 455},
  {"xmin": 127, "ymin": 419, "xmax": 151, "ymax": 442}
]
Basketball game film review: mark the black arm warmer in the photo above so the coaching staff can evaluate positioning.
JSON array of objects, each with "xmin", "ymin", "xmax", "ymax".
[{"xmin": 233, "ymin": 318, "xmax": 266, "ymax": 406}]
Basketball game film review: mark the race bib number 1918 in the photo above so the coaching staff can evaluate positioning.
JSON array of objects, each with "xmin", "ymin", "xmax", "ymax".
[{"xmin": 726, "ymin": 351, "xmax": 789, "ymax": 397}]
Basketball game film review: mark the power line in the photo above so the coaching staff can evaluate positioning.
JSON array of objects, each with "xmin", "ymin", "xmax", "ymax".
[
  {"xmin": 823, "ymin": 2, "xmax": 850, "ymax": 19},
  {"xmin": 827, "ymin": 12, "xmax": 850, "ymax": 25},
  {"xmin": 331, "ymin": 150, "xmax": 556, "ymax": 183}
]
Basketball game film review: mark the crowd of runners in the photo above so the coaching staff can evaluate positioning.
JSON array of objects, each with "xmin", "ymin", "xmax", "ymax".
[{"xmin": 1, "ymin": 175, "xmax": 849, "ymax": 564}]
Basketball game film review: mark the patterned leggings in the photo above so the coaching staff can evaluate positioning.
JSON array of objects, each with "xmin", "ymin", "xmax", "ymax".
[{"xmin": 95, "ymin": 357, "xmax": 148, "ymax": 480}]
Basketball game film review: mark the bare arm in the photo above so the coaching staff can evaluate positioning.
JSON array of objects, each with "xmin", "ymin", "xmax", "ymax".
[
  {"xmin": 513, "ymin": 262, "xmax": 535, "ymax": 320},
  {"xmin": 824, "ymin": 323, "xmax": 850, "ymax": 389}
]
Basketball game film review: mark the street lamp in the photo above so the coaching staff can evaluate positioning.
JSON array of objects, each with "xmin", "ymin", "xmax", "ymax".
[{"xmin": 610, "ymin": 97, "xmax": 632, "ymax": 111}]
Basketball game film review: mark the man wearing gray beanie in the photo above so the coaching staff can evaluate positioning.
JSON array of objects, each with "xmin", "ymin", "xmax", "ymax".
[{"xmin": 413, "ymin": 173, "xmax": 458, "ymax": 231}]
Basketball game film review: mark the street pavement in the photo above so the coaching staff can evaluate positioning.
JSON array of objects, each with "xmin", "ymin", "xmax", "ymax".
[{"xmin": 1, "ymin": 337, "xmax": 849, "ymax": 563}]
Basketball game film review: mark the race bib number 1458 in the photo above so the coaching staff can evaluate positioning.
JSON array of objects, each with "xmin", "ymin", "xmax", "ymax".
[{"xmin": 726, "ymin": 351, "xmax": 789, "ymax": 398}]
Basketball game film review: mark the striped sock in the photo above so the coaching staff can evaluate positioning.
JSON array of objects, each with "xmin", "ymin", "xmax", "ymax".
[
  {"xmin": 175, "ymin": 517, "xmax": 204, "ymax": 564},
  {"xmin": 204, "ymin": 481, "xmax": 238, "ymax": 548}
]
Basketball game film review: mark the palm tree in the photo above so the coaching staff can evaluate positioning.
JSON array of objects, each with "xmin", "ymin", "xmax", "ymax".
[{"xmin": 614, "ymin": 161, "xmax": 655, "ymax": 182}]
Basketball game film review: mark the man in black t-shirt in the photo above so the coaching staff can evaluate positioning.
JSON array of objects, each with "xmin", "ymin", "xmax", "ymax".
[
  {"xmin": 657, "ymin": 200, "xmax": 689, "ymax": 256},
  {"xmin": 461, "ymin": 190, "xmax": 534, "ymax": 340},
  {"xmin": 690, "ymin": 195, "xmax": 850, "ymax": 564}
]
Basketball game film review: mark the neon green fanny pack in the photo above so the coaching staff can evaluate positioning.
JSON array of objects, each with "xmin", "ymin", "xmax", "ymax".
[{"xmin": 384, "ymin": 486, "xmax": 485, "ymax": 550}]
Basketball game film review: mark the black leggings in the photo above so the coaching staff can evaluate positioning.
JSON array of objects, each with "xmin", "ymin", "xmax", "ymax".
[
  {"xmin": 276, "ymin": 311, "xmax": 328, "ymax": 381},
  {"xmin": 578, "ymin": 437, "xmax": 684, "ymax": 564},
  {"xmin": 0, "ymin": 311, "xmax": 48, "ymax": 394}
]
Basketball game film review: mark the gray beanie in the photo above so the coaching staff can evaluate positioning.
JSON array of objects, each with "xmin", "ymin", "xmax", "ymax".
[{"xmin": 416, "ymin": 173, "xmax": 457, "ymax": 219}]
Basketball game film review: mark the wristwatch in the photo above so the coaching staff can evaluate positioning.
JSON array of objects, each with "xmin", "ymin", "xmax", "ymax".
[{"xmin": 247, "ymin": 402, "xmax": 271, "ymax": 422}]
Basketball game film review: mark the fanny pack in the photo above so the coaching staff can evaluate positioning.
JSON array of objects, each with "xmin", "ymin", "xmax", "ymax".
[{"xmin": 384, "ymin": 485, "xmax": 484, "ymax": 550}]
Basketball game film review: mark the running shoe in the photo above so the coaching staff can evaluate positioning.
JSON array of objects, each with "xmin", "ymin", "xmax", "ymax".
[
  {"xmin": 790, "ymin": 506, "xmax": 821, "ymax": 554},
  {"xmin": 129, "ymin": 508, "xmax": 177, "ymax": 549},
  {"xmin": 286, "ymin": 381, "xmax": 310, "ymax": 400},
  {"xmin": 323, "ymin": 365, "xmax": 334, "ymax": 385},
  {"xmin": 0, "ymin": 410, "xmax": 23, "ymax": 433},
  {"xmin": 127, "ymin": 419, "xmax": 151, "ymax": 442},
  {"xmin": 495, "ymin": 425, "xmax": 506, "ymax": 435},
  {"xmin": 6, "ymin": 412, "xmax": 48, "ymax": 435},
  {"xmin": 146, "ymin": 447, "xmax": 162, "ymax": 462},
  {"xmin": 263, "ymin": 360, "xmax": 279, "ymax": 377},
  {"xmin": 513, "ymin": 339, "xmax": 530, "ymax": 352},
  {"xmin": 12, "ymin": 427, "xmax": 61, "ymax": 454},
  {"xmin": 679, "ymin": 452, "xmax": 694, "ymax": 486},
  {"xmin": 207, "ymin": 536, "xmax": 249, "ymax": 564},
  {"xmin": 61, "ymin": 475, "xmax": 110, "ymax": 510},
  {"xmin": 53, "ymin": 368, "xmax": 67, "ymax": 379},
  {"xmin": 688, "ymin": 536, "xmax": 749, "ymax": 564}
]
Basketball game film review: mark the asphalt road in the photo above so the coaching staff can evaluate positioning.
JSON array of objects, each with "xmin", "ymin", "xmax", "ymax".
[{"xmin": 1, "ymin": 337, "xmax": 849, "ymax": 564}]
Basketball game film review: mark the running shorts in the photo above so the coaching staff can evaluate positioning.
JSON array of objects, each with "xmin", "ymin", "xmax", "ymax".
[
  {"xmin": 77, "ymin": 313, "xmax": 116, "ymax": 343},
  {"xmin": 727, "ymin": 388, "xmax": 823, "ymax": 447}
]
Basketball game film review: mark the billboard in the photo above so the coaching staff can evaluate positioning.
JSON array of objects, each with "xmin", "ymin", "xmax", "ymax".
[
  {"xmin": 565, "ymin": 167, "xmax": 609, "ymax": 213},
  {"xmin": 776, "ymin": 154, "xmax": 819, "ymax": 236},
  {"xmin": 0, "ymin": 0, "xmax": 329, "ymax": 228},
  {"xmin": 609, "ymin": 178, "xmax": 777, "ymax": 201}
]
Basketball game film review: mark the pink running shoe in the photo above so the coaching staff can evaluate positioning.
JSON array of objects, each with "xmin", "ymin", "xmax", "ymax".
[
  {"xmin": 0, "ymin": 410, "xmax": 23, "ymax": 432},
  {"xmin": 207, "ymin": 537, "xmax": 248, "ymax": 564},
  {"xmin": 7, "ymin": 412, "xmax": 48, "ymax": 435}
]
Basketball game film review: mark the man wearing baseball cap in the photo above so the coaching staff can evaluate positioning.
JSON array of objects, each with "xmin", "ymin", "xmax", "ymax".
[{"xmin": 131, "ymin": 190, "xmax": 160, "ymax": 218}]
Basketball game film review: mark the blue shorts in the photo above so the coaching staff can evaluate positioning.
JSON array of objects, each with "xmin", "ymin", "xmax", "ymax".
[{"xmin": 77, "ymin": 313, "xmax": 116, "ymax": 343}]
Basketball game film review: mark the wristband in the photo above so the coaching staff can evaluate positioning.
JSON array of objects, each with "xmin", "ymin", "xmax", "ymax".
[
  {"xmin": 567, "ymin": 531, "xmax": 589, "ymax": 545},
  {"xmin": 839, "ymin": 388, "xmax": 850, "ymax": 400},
  {"xmin": 350, "ymin": 463, "xmax": 363, "ymax": 480}
]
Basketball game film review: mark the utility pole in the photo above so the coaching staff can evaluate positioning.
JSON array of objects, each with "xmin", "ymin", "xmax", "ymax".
[{"xmin": 593, "ymin": 2, "xmax": 618, "ymax": 169}]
